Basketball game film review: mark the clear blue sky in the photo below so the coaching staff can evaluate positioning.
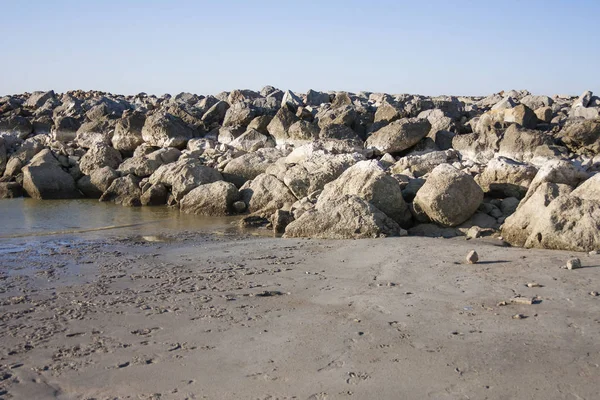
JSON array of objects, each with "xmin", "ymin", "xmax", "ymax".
[{"xmin": 1, "ymin": 0, "xmax": 599, "ymax": 97}]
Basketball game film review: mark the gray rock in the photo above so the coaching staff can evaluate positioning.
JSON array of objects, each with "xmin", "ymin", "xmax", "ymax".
[
  {"xmin": 142, "ymin": 112, "xmax": 195, "ymax": 148},
  {"xmin": 266, "ymin": 105, "xmax": 300, "ymax": 144},
  {"xmin": 560, "ymin": 120, "xmax": 600, "ymax": 155},
  {"xmin": 318, "ymin": 160, "xmax": 412, "ymax": 227},
  {"xmin": 223, "ymin": 148, "xmax": 283, "ymax": 187},
  {"xmin": 413, "ymin": 164, "xmax": 483, "ymax": 227},
  {"xmin": 306, "ymin": 89, "xmax": 330, "ymax": 106},
  {"xmin": 118, "ymin": 147, "xmax": 181, "ymax": 177},
  {"xmin": 149, "ymin": 158, "xmax": 222, "ymax": 201},
  {"xmin": 111, "ymin": 111, "xmax": 146, "ymax": 153},
  {"xmin": 140, "ymin": 183, "xmax": 168, "ymax": 206},
  {"xmin": 240, "ymin": 173, "xmax": 297, "ymax": 216},
  {"xmin": 24, "ymin": 91, "xmax": 56, "ymax": 109},
  {"xmin": 77, "ymin": 166, "xmax": 119, "ymax": 198},
  {"xmin": 365, "ymin": 118, "xmax": 431, "ymax": 155},
  {"xmin": 22, "ymin": 149, "xmax": 81, "ymax": 199},
  {"xmin": 475, "ymin": 157, "xmax": 538, "ymax": 198},
  {"xmin": 572, "ymin": 90, "xmax": 593, "ymax": 108},
  {"xmin": 180, "ymin": 181, "xmax": 240, "ymax": 216},
  {"xmin": 79, "ymin": 144, "xmax": 123, "ymax": 175},
  {"xmin": 99, "ymin": 174, "xmax": 142, "ymax": 206},
  {"xmin": 284, "ymin": 194, "xmax": 405, "ymax": 239},
  {"xmin": 0, "ymin": 182, "xmax": 23, "ymax": 198},
  {"xmin": 52, "ymin": 116, "xmax": 80, "ymax": 143},
  {"xmin": 228, "ymin": 129, "xmax": 275, "ymax": 152}
]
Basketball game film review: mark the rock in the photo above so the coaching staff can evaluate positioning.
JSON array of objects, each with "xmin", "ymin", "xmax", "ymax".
[
  {"xmin": 534, "ymin": 106, "xmax": 553, "ymax": 123},
  {"xmin": 319, "ymin": 124, "xmax": 362, "ymax": 143},
  {"xmin": 559, "ymin": 120, "xmax": 600, "ymax": 155},
  {"xmin": 118, "ymin": 147, "xmax": 181, "ymax": 178},
  {"xmin": 466, "ymin": 250, "xmax": 479, "ymax": 264},
  {"xmin": 75, "ymin": 118, "xmax": 116, "ymax": 148},
  {"xmin": 0, "ymin": 115, "xmax": 33, "ymax": 139},
  {"xmin": 306, "ymin": 89, "xmax": 330, "ymax": 106},
  {"xmin": 0, "ymin": 137, "xmax": 6, "ymax": 175},
  {"xmin": 520, "ymin": 95, "xmax": 553, "ymax": 110},
  {"xmin": 99, "ymin": 175, "xmax": 142, "ymax": 206},
  {"xmin": 111, "ymin": 111, "xmax": 146, "ymax": 153},
  {"xmin": 374, "ymin": 102, "xmax": 405, "ymax": 124},
  {"xmin": 180, "ymin": 181, "xmax": 239, "ymax": 216},
  {"xmin": 502, "ymin": 104, "xmax": 539, "ymax": 129},
  {"xmin": 247, "ymin": 115, "xmax": 272, "ymax": 134},
  {"xmin": 201, "ymin": 101, "xmax": 230, "ymax": 127},
  {"xmin": 142, "ymin": 112, "xmax": 195, "ymax": 148},
  {"xmin": 24, "ymin": 90, "xmax": 56, "ymax": 108},
  {"xmin": 475, "ymin": 157, "xmax": 538, "ymax": 198},
  {"xmin": 233, "ymin": 200, "xmax": 247, "ymax": 213},
  {"xmin": 407, "ymin": 223, "xmax": 460, "ymax": 238},
  {"xmin": 491, "ymin": 96, "xmax": 517, "ymax": 111},
  {"xmin": 271, "ymin": 209, "xmax": 294, "ymax": 234},
  {"xmin": 501, "ymin": 182, "xmax": 573, "ymax": 248},
  {"xmin": 240, "ymin": 173, "xmax": 297, "ymax": 216},
  {"xmin": 500, "ymin": 197, "xmax": 520, "ymax": 216},
  {"xmin": 77, "ymin": 166, "xmax": 119, "ymax": 198},
  {"xmin": 284, "ymin": 120, "xmax": 320, "ymax": 145},
  {"xmin": 572, "ymin": 90, "xmax": 593, "ymax": 108},
  {"xmin": 282, "ymin": 90, "xmax": 304, "ymax": 108},
  {"xmin": 278, "ymin": 152, "xmax": 364, "ymax": 199},
  {"xmin": 223, "ymin": 102, "xmax": 257, "ymax": 128},
  {"xmin": 365, "ymin": 118, "xmax": 431, "ymax": 155},
  {"xmin": 223, "ymin": 148, "xmax": 283, "ymax": 187},
  {"xmin": 228, "ymin": 129, "xmax": 275, "ymax": 152},
  {"xmin": 318, "ymin": 160, "xmax": 412, "ymax": 227},
  {"xmin": 140, "ymin": 183, "xmax": 168, "ymax": 206},
  {"xmin": 521, "ymin": 160, "xmax": 588, "ymax": 204},
  {"xmin": 284, "ymin": 194, "xmax": 405, "ymax": 239},
  {"xmin": 566, "ymin": 258, "xmax": 582, "ymax": 270},
  {"xmin": 0, "ymin": 182, "xmax": 23, "ymax": 198},
  {"xmin": 149, "ymin": 158, "xmax": 223, "ymax": 201},
  {"xmin": 498, "ymin": 124, "xmax": 560, "ymax": 164},
  {"xmin": 570, "ymin": 106, "xmax": 600, "ymax": 120},
  {"xmin": 316, "ymin": 105, "xmax": 357, "ymax": 129},
  {"xmin": 391, "ymin": 150, "xmax": 459, "ymax": 178},
  {"xmin": 22, "ymin": 149, "xmax": 81, "ymax": 199},
  {"xmin": 79, "ymin": 144, "xmax": 123, "ymax": 175},
  {"xmin": 52, "ymin": 116, "xmax": 80, "ymax": 142},
  {"xmin": 266, "ymin": 105, "xmax": 301, "ymax": 145},
  {"xmin": 413, "ymin": 164, "xmax": 483, "ymax": 227}
]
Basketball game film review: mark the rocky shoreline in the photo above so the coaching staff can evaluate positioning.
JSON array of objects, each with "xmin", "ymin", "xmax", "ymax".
[{"xmin": 1, "ymin": 87, "xmax": 599, "ymax": 250}]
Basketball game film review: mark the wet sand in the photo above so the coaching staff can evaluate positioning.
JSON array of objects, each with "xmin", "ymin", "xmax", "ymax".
[{"xmin": 1, "ymin": 231, "xmax": 599, "ymax": 399}]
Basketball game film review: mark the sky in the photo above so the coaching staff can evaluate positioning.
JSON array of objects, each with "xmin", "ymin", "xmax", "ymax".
[{"xmin": 1, "ymin": 0, "xmax": 599, "ymax": 97}]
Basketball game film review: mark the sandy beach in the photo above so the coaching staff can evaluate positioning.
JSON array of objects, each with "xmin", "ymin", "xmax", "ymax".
[{"xmin": 1, "ymin": 231, "xmax": 599, "ymax": 399}]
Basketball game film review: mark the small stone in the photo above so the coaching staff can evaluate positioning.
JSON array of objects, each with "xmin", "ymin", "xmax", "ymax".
[
  {"xmin": 590, "ymin": 291, "xmax": 599, "ymax": 297},
  {"xmin": 466, "ymin": 250, "xmax": 479, "ymax": 264},
  {"xmin": 232, "ymin": 200, "xmax": 247, "ymax": 213},
  {"xmin": 512, "ymin": 314, "xmax": 526, "ymax": 319},
  {"xmin": 589, "ymin": 250, "xmax": 599, "ymax": 255},
  {"xmin": 497, "ymin": 301, "xmax": 508, "ymax": 306},
  {"xmin": 526, "ymin": 282, "xmax": 543, "ymax": 288},
  {"xmin": 510, "ymin": 297, "xmax": 534, "ymax": 305},
  {"xmin": 566, "ymin": 258, "xmax": 582, "ymax": 270}
]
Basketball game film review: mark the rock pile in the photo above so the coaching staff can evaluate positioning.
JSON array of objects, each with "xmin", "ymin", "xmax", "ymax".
[{"xmin": 1, "ymin": 87, "xmax": 600, "ymax": 248}]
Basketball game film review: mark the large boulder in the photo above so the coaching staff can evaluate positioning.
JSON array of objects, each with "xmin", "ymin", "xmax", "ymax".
[
  {"xmin": 266, "ymin": 105, "xmax": 301, "ymax": 145},
  {"xmin": 413, "ymin": 164, "xmax": 483, "ymax": 227},
  {"xmin": 502, "ymin": 104, "xmax": 539, "ymax": 129},
  {"xmin": 22, "ymin": 149, "xmax": 81, "ymax": 199},
  {"xmin": 521, "ymin": 160, "xmax": 589, "ymax": 204},
  {"xmin": 117, "ymin": 147, "xmax": 181, "ymax": 177},
  {"xmin": 277, "ymin": 152, "xmax": 364, "ymax": 199},
  {"xmin": 365, "ymin": 118, "xmax": 431, "ymax": 155},
  {"xmin": 24, "ymin": 91, "xmax": 55, "ymax": 109},
  {"xmin": 223, "ymin": 148, "xmax": 283, "ymax": 187},
  {"xmin": 559, "ymin": 120, "xmax": 600, "ymax": 155},
  {"xmin": 390, "ymin": 150, "xmax": 459, "ymax": 178},
  {"xmin": 140, "ymin": 183, "xmax": 168, "ymax": 206},
  {"xmin": 77, "ymin": 166, "xmax": 119, "ymax": 198},
  {"xmin": 305, "ymin": 89, "xmax": 330, "ymax": 106},
  {"xmin": 148, "ymin": 158, "xmax": 222, "ymax": 201},
  {"xmin": 0, "ymin": 115, "xmax": 33, "ymax": 139},
  {"xmin": 222, "ymin": 103, "xmax": 257, "ymax": 128},
  {"xmin": 0, "ymin": 182, "xmax": 23, "ymax": 198},
  {"xmin": 75, "ymin": 118, "xmax": 116, "ymax": 148},
  {"xmin": 52, "ymin": 116, "xmax": 80, "ymax": 143},
  {"xmin": 284, "ymin": 194, "xmax": 405, "ymax": 239},
  {"xmin": 497, "ymin": 124, "xmax": 559, "ymax": 163},
  {"xmin": 142, "ymin": 112, "xmax": 195, "ymax": 148},
  {"xmin": 79, "ymin": 144, "xmax": 123, "ymax": 175},
  {"xmin": 240, "ymin": 173, "xmax": 297, "ymax": 216},
  {"xmin": 111, "ymin": 111, "xmax": 146, "ymax": 153},
  {"xmin": 99, "ymin": 174, "xmax": 142, "ymax": 206},
  {"xmin": 180, "ymin": 181, "xmax": 240, "ymax": 216},
  {"xmin": 0, "ymin": 137, "xmax": 6, "ymax": 175},
  {"xmin": 228, "ymin": 129, "xmax": 275, "ymax": 152},
  {"xmin": 318, "ymin": 160, "xmax": 412, "ymax": 227},
  {"xmin": 475, "ymin": 156, "xmax": 538, "ymax": 198}
]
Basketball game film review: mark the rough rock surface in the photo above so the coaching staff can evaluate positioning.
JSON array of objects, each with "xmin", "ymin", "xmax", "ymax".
[
  {"xmin": 99, "ymin": 175, "xmax": 142, "ymax": 206},
  {"xmin": 365, "ymin": 118, "xmax": 431, "ymax": 155},
  {"xmin": 149, "ymin": 158, "xmax": 222, "ymax": 201},
  {"xmin": 240, "ymin": 173, "xmax": 297, "ymax": 216},
  {"xmin": 180, "ymin": 181, "xmax": 239, "ymax": 216},
  {"xmin": 413, "ymin": 164, "xmax": 483, "ymax": 227},
  {"xmin": 22, "ymin": 149, "xmax": 81, "ymax": 199},
  {"xmin": 284, "ymin": 194, "xmax": 405, "ymax": 239},
  {"xmin": 142, "ymin": 112, "xmax": 195, "ymax": 148}
]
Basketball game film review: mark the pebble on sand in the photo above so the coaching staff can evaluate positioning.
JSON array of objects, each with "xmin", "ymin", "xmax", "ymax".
[
  {"xmin": 466, "ymin": 250, "xmax": 479, "ymax": 264},
  {"xmin": 565, "ymin": 258, "xmax": 582, "ymax": 270}
]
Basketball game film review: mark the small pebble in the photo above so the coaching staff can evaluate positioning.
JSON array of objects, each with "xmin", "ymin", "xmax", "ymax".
[
  {"xmin": 590, "ymin": 291, "xmax": 599, "ymax": 297},
  {"xmin": 566, "ymin": 258, "xmax": 582, "ymax": 270},
  {"xmin": 526, "ymin": 282, "xmax": 543, "ymax": 288},
  {"xmin": 588, "ymin": 250, "xmax": 599, "ymax": 255},
  {"xmin": 512, "ymin": 314, "xmax": 526, "ymax": 319},
  {"xmin": 466, "ymin": 250, "xmax": 479, "ymax": 264}
]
